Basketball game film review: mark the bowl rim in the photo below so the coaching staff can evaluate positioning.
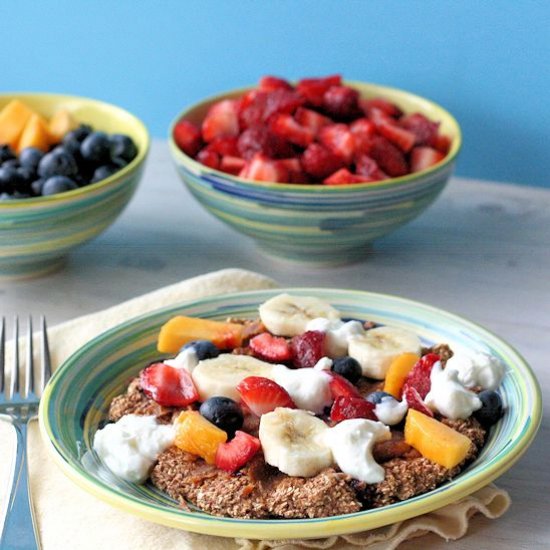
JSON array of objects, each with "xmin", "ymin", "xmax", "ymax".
[
  {"xmin": 0, "ymin": 92, "xmax": 150, "ymax": 209},
  {"xmin": 168, "ymin": 80, "xmax": 462, "ymax": 193},
  {"xmin": 38, "ymin": 287, "xmax": 541, "ymax": 539}
]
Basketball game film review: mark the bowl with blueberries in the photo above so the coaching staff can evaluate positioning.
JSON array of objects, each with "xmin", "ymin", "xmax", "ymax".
[{"xmin": 0, "ymin": 93, "xmax": 149, "ymax": 279}]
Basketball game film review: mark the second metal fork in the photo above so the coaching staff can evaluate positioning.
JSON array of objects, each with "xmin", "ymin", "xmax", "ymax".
[{"xmin": 0, "ymin": 316, "xmax": 51, "ymax": 550}]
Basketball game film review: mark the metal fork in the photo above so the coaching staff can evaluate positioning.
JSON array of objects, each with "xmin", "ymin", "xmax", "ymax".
[{"xmin": 0, "ymin": 316, "xmax": 51, "ymax": 550}]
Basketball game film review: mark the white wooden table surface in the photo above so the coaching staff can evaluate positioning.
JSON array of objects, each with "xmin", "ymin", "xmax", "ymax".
[{"xmin": 1, "ymin": 141, "xmax": 548, "ymax": 549}]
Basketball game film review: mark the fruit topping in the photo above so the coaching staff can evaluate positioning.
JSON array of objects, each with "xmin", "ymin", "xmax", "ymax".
[
  {"xmin": 322, "ymin": 86, "xmax": 360, "ymax": 120},
  {"xmin": 319, "ymin": 123, "xmax": 355, "ymax": 164},
  {"xmin": 199, "ymin": 396, "xmax": 244, "ymax": 437},
  {"xmin": 139, "ymin": 362, "xmax": 199, "ymax": 407},
  {"xmin": 399, "ymin": 113, "xmax": 439, "ymax": 146},
  {"xmin": 290, "ymin": 330, "xmax": 326, "ymax": 368},
  {"xmin": 269, "ymin": 113, "xmax": 313, "ymax": 147},
  {"xmin": 249, "ymin": 332, "xmax": 292, "ymax": 362},
  {"xmin": 328, "ymin": 372, "xmax": 362, "ymax": 399},
  {"xmin": 410, "ymin": 146, "xmax": 445, "ymax": 173},
  {"xmin": 403, "ymin": 353, "xmax": 440, "ymax": 399},
  {"xmin": 258, "ymin": 75, "xmax": 293, "ymax": 92},
  {"xmin": 237, "ymin": 376, "xmax": 296, "ymax": 416},
  {"xmin": 330, "ymin": 395, "xmax": 377, "ymax": 422},
  {"xmin": 365, "ymin": 390, "xmax": 394, "ymax": 405},
  {"xmin": 297, "ymin": 75, "xmax": 342, "ymax": 107},
  {"xmin": 331, "ymin": 356, "xmax": 362, "ymax": 384},
  {"xmin": 239, "ymin": 153, "xmax": 289, "ymax": 182},
  {"xmin": 173, "ymin": 119, "xmax": 202, "ymax": 157},
  {"xmin": 48, "ymin": 109, "xmax": 77, "ymax": 142},
  {"xmin": 473, "ymin": 390, "xmax": 503, "ymax": 428},
  {"xmin": 181, "ymin": 339, "xmax": 220, "ymax": 361},
  {"xmin": 368, "ymin": 136, "xmax": 408, "ymax": 177},
  {"xmin": 402, "ymin": 385, "xmax": 434, "ymax": 417},
  {"xmin": 404, "ymin": 409, "xmax": 472, "ymax": 469},
  {"xmin": 301, "ymin": 143, "xmax": 345, "ymax": 179},
  {"xmin": 383, "ymin": 352, "xmax": 421, "ymax": 398},
  {"xmin": 0, "ymin": 100, "xmax": 34, "ymax": 149},
  {"xmin": 202, "ymin": 99, "xmax": 240, "ymax": 142},
  {"xmin": 215, "ymin": 430, "xmax": 261, "ymax": 472},
  {"xmin": 41, "ymin": 176, "xmax": 79, "ymax": 196}
]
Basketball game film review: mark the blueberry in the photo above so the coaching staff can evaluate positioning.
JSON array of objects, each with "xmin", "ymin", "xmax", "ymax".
[
  {"xmin": 80, "ymin": 132, "xmax": 111, "ymax": 164},
  {"xmin": 91, "ymin": 164, "xmax": 119, "ymax": 183},
  {"xmin": 199, "ymin": 396, "xmax": 243, "ymax": 437},
  {"xmin": 60, "ymin": 137, "xmax": 82, "ymax": 159},
  {"xmin": 38, "ymin": 149, "xmax": 78, "ymax": 178},
  {"xmin": 181, "ymin": 340, "xmax": 220, "ymax": 361},
  {"xmin": 31, "ymin": 178, "xmax": 46, "ymax": 196},
  {"xmin": 0, "ymin": 166, "xmax": 23, "ymax": 194},
  {"xmin": 0, "ymin": 192, "xmax": 15, "ymax": 201},
  {"xmin": 2, "ymin": 159, "xmax": 19, "ymax": 170},
  {"xmin": 473, "ymin": 390, "xmax": 503, "ymax": 428},
  {"xmin": 0, "ymin": 145, "xmax": 15, "ymax": 164},
  {"xmin": 332, "ymin": 356, "xmax": 362, "ymax": 384},
  {"xmin": 41, "ymin": 176, "xmax": 78, "ymax": 196},
  {"xmin": 366, "ymin": 391, "xmax": 394, "ymax": 405},
  {"xmin": 109, "ymin": 134, "xmax": 138, "ymax": 164},
  {"xmin": 63, "ymin": 124, "xmax": 92, "ymax": 144},
  {"xmin": 18, "ymin": 147, "xmax": 43, "ymax": 171},
  {"xmin": 16, "ymin": 165, "xmax": 35, "ymax": 186}
]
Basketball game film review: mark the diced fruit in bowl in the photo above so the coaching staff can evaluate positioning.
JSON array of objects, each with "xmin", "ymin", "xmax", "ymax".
[{"xmin": 173, "ymin": 74, "xmax": 453, "ymax": 184}]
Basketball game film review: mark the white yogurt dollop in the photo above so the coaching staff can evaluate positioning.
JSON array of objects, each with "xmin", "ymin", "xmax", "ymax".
[
  {"xmin": 164, "ymin": 346, "xmax": 199, "ymax": 372},
  {"xmin": 313, "ymin": 356, "xmax": 333, "ymax": 371},
  {"xmin": 446, "ymin": 351, "xmax": 504, "ymax": 390},
  {"xmin": 326, "ymin": 419, "xmax": 390, "ymax": 483},
  {"xmin": 306, "ymin": 318, "xmax": 364, "ymax": 358},
  {"xmin": 375, "ymin": 396, "xmax": 408, "ymax": 426},
  {"xmin": 93, "ymin": 415, "xmax": 175, "ymax": 483},
  {"xmin": 272, "ymin": 364, "xmax": 332, "ymax": 414},
  {"xmin": 425, "ymin": 362, "xmax": 482, "ymax": 420}
]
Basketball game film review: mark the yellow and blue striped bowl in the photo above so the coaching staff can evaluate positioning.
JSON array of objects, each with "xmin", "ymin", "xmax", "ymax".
[
  {"xmin": 169, "ymin": 83, "xmax": 461, "ymax": 264},
  {"xmin": 0, "ymin": 93, "xmax": 149, "ymax": 279},
  {"xmin": 39, "ymin": 289, "xmax": 540, "ymax": 539}
]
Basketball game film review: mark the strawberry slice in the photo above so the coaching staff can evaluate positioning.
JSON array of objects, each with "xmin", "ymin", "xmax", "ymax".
[
  {"xmin": 205, "ymin": 136, "xmax": 239, "ymax": 156},
  {"xmin": 434, "ymin": 134, "xmax": 452, "ymax": 154},
  {"xmin": 139, "ymin": 362, "xmax": 199, "ymax": 407},
  {"xmin": 215, "ymin": 430, "xmax": 261, "ymax": 473},
  {"xmin": 350, "ymin": 118, "xmax": 376, "ymax": 154},
  {"xmin": 270, "ymin": 113, "xmax": 314, "ymax": 147},
  {"xmin": 239, "ymin": 153, "xmax": 289, "ymax": 182},
  {"xmin": 403, "ymin": 353, "xmax": 440, "ymax": 398},
  {"xmin": 361, "ymin": 97, "xmax": 403, "ymax": 118},
  {"xmin": 236, "ymin": 376, "xmax": 296, "ymax": 416},
  {"xmin": 297, "ymin": 74, "xmax": 342, "ymax": 107},
  {"xmin": 220, "ymin": 155, "xmax": 246, "ymax": 175},
  {"xmin": 377, "ymin": 121, "xmax": 416, "ymax": 153},
  {"xmin": 249, "ymin": 332, "xmax": 292, "ymax": 362},
  {"xmin": 403, "ymin": 385, "xmax": 434, "ymax": 417},
  {"xmin": 237, "ymin": 126, "xmax": 294, "ymax": 160},
  {"xmin": 294, "ymin": 107, "xmax": 332, "ymax": 137},
  {"xmin": 319, "ymin": 124, "xmax": 355, "ymax": 164},
  {"xmin": 258, "ymin": 75, "xmax": 293, "ymax": 92},
  {"xmin": 173, "ymin": 119, "xmax": 202, "ymax": 157},
  {"xmin": 323, "ymin": 168, "xmax": 372, "ymax": 185},
  {"xmin": 196, "ymin": 148, "xmax": 220, "ymax": 170},
  {"xmin": 301, "ymin": 143, "xmax": 345, "ymax": 179},
  {"xmin": 410, "ymin": 147, "xmax": 445, "ymax": 173},
  {"xmin": 322, "ymin": 85, "xmax": 360, "ymax": 120},
  {"xmin": 399, "ymin": 113, "xmax": 440, "ymax": 146},
  {"xmin": 239, "ymin": 91, "xmax": 268, "ymax": 129},
  {"xmin": 355, "ymin": 155, "xmax": 388, "ymax": 181},
  {"xmin": 290, "ymin": 330, "xmax": 326, "ymax": 368},
  {"xmin": 202, "ymin": 99, "xmax": 240, "ymax": 142},
  {"xmin": 369, "ymin": 136, "xmax": 409, "ymax": 177},
  {"xmin": 263, "ymin": 89, "xmax": 304, "ymax": 122},
  {"xmin": 330, "ymin": 395, "xmax": 377, "ymax": 422},
  {"xmin": 328, "ymin": 372, "xmax": 362, "ymax": 399}
]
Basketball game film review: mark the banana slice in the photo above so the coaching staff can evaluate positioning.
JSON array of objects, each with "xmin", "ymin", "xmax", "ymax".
[
  {"xmin": 192, "ymin": 354, "xmax": 275, "ymax": 401},
  {"xmin": 259, "ymin": 407, "xmax": 333, "ymax": 477},
  {"xmin": 348, "ymin": 326, "xmax": 422, "ymax": 380},
  {"xmin": 259, "ymin": 293, "xmax": 341, "ymax": 337}
]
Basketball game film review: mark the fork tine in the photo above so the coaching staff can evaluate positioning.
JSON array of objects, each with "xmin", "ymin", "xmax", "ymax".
[
  {"xmin": 25, "ymin": 316, "xmax": 34, "ymax": 397},
  {"xmin": 0, "ymin": 316, "xmax": 4, "ymax": 393},
  {"xmin": 10, "ymin": 316, "xmax": 19, "ymax": 397},
  {"xmin": 41, "ymin": 315, "xmax": 52, "ymax": 390}
]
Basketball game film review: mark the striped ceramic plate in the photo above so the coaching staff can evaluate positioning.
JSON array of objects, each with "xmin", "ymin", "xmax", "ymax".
[{"xmin": 39, "ymin": 289, "xmax": 541, "ymax": 539}]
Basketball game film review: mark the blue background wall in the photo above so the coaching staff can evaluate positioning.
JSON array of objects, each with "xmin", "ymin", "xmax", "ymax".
[{"xmin": 4, "ymin": 1, "xmax": 549, "ymax": 187}]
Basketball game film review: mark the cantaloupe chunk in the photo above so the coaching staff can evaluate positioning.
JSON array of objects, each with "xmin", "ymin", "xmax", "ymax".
[
  {"xmin": 48, "ymin": 109, "xmax": 77, "ymax": 141},
  {"xmin": 17, "ymin": 113, "xmax": 52, "ymax": 152},
  {"xmin": 0, "ymin": 100, "xmax": 34, "ymax": 149},
  {"xmin": 404, "ymin": 409, "xmax": 472, "ymax": 469},
  {"xmin": 157, "ymin": 315, "xmax": 244, "ymax": 353},
  {"xmin": 383, "ymin": 352, "xmax": 420, "ymax": 398}
]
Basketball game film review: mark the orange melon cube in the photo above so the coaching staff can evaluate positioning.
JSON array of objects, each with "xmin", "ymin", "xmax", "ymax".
[
  {"xmin": 48, "ymin": 109, "xmax": 77, "ymax": 141},
  {"xmin": 0, "ymin": 100, "xmax": 34, "ymax": 149},
  {"xmin": 157, "ymin": 315, "xmax": 244, "ymax": 353},
  {"xmin": 404, "ymin": 409, "xmax": 472, "ymax": 469},
  {"xmin": 174, "ymin": 410, "xmax": 227, "ymax": 463},
  {"xmin": 17, "ymin": 113, "xmax": 53, "ymax": 153},
  {"xmin": 384, "ymin": 352, "xmax": 420, "ymax": 398}
]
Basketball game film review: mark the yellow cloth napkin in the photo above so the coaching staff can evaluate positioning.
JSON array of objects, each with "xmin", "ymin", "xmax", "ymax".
[{"xmin": 0, "ymin": 268, "xmax": 510, "ymax": 549}]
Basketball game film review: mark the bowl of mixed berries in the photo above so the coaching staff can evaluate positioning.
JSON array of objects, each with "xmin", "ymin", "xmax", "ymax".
[
  {"xmin": 0, "ymin": 93, "xmax": 149, "ymax": 279},
  {"xmin": 169, "ymin": 75, "xmax": 461, "ymax": 264}
]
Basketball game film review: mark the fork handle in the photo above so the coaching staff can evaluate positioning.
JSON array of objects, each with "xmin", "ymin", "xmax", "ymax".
[{"xmin": 1, "ymin": 419, "xmax": 40, "ymax": 550}]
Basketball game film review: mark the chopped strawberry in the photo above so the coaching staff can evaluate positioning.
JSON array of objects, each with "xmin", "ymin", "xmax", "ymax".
[
  {"xmin": 239, "ymin": 153, "xmax": 289, "ymax": 182},
  {"xmin": 202, "ymin": 99, "xmax": 240, "ymax": 142},
  {"xmin": 236, "ymin": 376, "xmax": 296, "ymax": 416},
  {"xmin": 330, "ymin": 396, "xmax": 377, "ymax": 422},
  {"xmin": 369, "ymin": 136, "xmax": 408, "ymax": 177},
  {"xmin": 355, "ymin": 155, "xmax": 388, "ymax": 181},
  {"xmin": 366, "ymin": 107, "xmax": 393, "ymax": 127},
  {"xmin": 410, "ymin": 147, "xmax": 445, "ymax": 173},
  {"xmin": 403, "ymin": 385, "xmax": 434, "ymax": 417},
  {"xmin": 249, "ymin": 332, "xmax": 292, "ymax": 362},
  {"xmin": 377, "ymin": 121, "xmax": 416, "ymax": 153},
  {"xmin": 319, "ymin": 124, "xmax": 355, "ymax": 164},
  {"xmin": 263, "ymin": 89, "xmax": 304, "ymax": 122},
  {"xmin": 301, "ymin": 143, "xmax": 345, "ymax": 179},
  {"xmin": 140, "ymin": 362, "xmax": 199, "ymax": 407},
  {"xmin": 434, "ymin": 134, "xmax": 452, "ymax": 154},
  {"xmin": 322, "ymin": 86, "xmax": 360, "ymax": 120},
  {"xmin": 297, "ymin": 75, "xmax": 342, "ymax": 106},
  {"xmin": 196, "ymin": 148, "xmax": 220, "ymax": 170},
  {"xmin": 294, "ymin": 107, "xmax": 332, "ymax": 137},
  {"xmin": 290, "ymin": 330, "xmax": 326, "ymax": 368},
  {"xmin": 237, "ymin": 126, "xmax": 294, "ymax": 159},
  {"xmin": 205, "ymin": 136, "xmax": 240, "ymax": 156},
  {"xmin": 258, "ymin": 75, "xmax": 293, "ymax": 92},
  {"xmin": 403, "ymin": 353, "xmax": 440, "ymax": 398},
  {"xmin": 361, "ymin": 97, "xmax": 403, "ymax": 118},
  {"xmin": 399, "ymin": 113, "xmax": 440, "ymax": 146},
  {"xmin": 173, "ymin": 119, "xmax": 202, "ymax": 157},
  {"xmin": 323, "ymin": 168, "xmax": 372, "ymax": 185},
  {"xmin": 350, "ymin": 118, "xmax": 376, "ymax": 154},
  {"xmin": 328, "ymin": 372, "xmax": 362, "ymax": 399},
  {"xmin": 215, "ymin": 430, "xmax": 261, "ymax": 473},
  {"xmin": 270, "ymin": 113, "xmax": 314, "ymax": 147},
  {"xmin": 278, "ymin": 157, "xmax": 301, "ymax": 173},
  {"xmin": 220, "ymin": 155, "xmax": 246, "ymax": 175},
  {"xmin": 238, "ymin": 90, "xmax": 268, "ymax": 129}
]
